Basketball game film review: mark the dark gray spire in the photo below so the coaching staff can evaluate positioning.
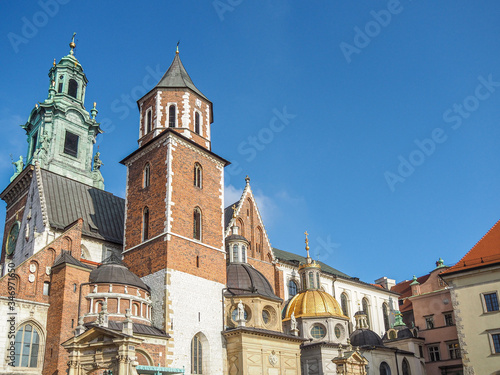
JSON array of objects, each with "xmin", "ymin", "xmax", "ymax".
[{"xmin": 155, "ymin": 53, "xmax": 208, "ymax": 101}]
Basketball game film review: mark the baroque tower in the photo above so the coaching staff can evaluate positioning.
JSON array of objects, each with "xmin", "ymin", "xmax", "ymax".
[
  {"xmin": 121, "ymin": 48, "xmax": 228, "ymax": 373},
  {"xmin": 22, "ymin": 33, "xmax": 103, "ymax": 189}
]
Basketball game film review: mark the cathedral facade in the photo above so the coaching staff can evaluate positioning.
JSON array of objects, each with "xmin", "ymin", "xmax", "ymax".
[{"xmin": 0, "ymin": 38, "xmax": 425, "ymax": 375}]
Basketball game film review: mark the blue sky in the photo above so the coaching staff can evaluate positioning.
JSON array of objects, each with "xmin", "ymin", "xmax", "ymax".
[{"xmin": 1, "ymin": 1, "xmax": 500, "ymax": 285}]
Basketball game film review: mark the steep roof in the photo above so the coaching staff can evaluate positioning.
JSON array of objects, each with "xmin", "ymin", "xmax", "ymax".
[
  {"xmin": 390, "ymin": 275, "xmax": 429, "ymax": 313},
  {"xmin": 53, "ymin": 250, "xmax": 91, "ymax": 269},
  {"xmin": 155, "ymin": 53, "xmax": 209, "ymax": 101},
  {"xmin": 441, "ymin": 218, "xmax": 500, "ymax": 276},
  {"xmin": 273, "ymin": 247, "xmax": 352, "ymax": 279},
  {"xmin": 41, "ymin": 169, "xmax": 125, "ymax": 244}
]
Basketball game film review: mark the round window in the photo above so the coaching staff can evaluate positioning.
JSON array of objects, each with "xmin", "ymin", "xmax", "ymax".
[
  {"xmin": 231, "ymin": 307, "xmax": 248, "ymax": 322},
  {"xmin": 310, "ymin": 324, "xmax": 326, "ymax": 339},
  {"xmin": 334, "ymin": 324, "xmax": 344, "ymax": 339},
  {"xmin": 262, "ymin": 309, "xmax": 271, "ymax": 324}
]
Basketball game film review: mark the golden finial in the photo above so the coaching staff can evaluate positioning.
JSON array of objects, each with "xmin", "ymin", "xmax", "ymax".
[
  {"xmin": 93, "ymin": 102, "xmax": 97, "ymax": 108},
  {"xmin": 232, "ymin": 204, "xmax": 237, "ymax": 219},
  {"xmin": 53, "ymin": 58, "xmax": 56, "ymax": 67},
  {"xmin": 304, "ymin": 231, "xmax": 310, "ymax": 259},
  {"xmin": 69, "ymin": 32, "xmax": 76, "ymax": 55},
  {"xmin": 176, "ymin": 40, "xmax": 180, "ymax": 54}
]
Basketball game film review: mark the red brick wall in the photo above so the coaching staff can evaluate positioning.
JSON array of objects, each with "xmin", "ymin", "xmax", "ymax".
[
  {"xmin": 137, "ymin": 88, "xmax": 212, "ymax": 150},
  {"xmin": 124, "ymin": 131, "xmax": 226, "ymax": 284}
]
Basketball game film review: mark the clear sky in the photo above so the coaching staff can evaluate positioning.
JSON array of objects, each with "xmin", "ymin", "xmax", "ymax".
[{"xmin": 1, "ymin": 1, "xmax": 500, "ymax": 285}]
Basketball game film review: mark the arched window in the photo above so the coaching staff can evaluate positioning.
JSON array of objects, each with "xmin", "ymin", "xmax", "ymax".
[
  {"xmin": 142, "ymin": 207, "xmax": 149, "ymax": 241},
  {"xmin": 256, "ymin": 226, "xmax": 263, "ymax": 254},
  {"xmin": 232, "ymin": 244, "xmax": 239, "ymax": 262},
  {"xmin": 341, "ymin": 293, "xmax": 349, "ymax": 317},
  {"xmin": 402, "ymin": 358, "xmax": 411, "ymax": 375},
  {"xmin": 62, "ymin": 236, "xmax": 72, "ymax": 252},
  {"xmin": 195, "ymin": 112, "xmax": 201, "ymax": 135},
  {"xmin": 191, "ymin": 334, "xmax": 203, "ymax": 374},
  {"xmin": 193, "ymin": 207, "xmax": 202, "ymax": 241},
  {"xmin": 309, "ymin": 272, "xmax": 314, "ymax": 289},
  {"xmin": 237, "ymin": 218, "xmax": 245, "ymax": 236},
  {"xmin": 362, "ymin": 297, "xmax": 371, "ymax": 328},
  {"xmin": 169, "ymin": 105, "xmax": 176, "ymax": 128},
  {"xmin": 194, "ymin": 163, "xmax": 202, "ymax": 188},
  {"xmin": 143, "ymin": 163, "xmax": 150, "ymax": 188},
  {"xmin": 13, "ymin": 323, "xmax": 41, "ymax": 367},
  {"xmin": 68, "ymin": 79, "xmax": 78, "ymax": 99},
  {"xmin": 146, "ymin": 108, "xmax": 152, "ymax": 134},
  {"xmin": 288, "ymin": 279, "xmax": 298, "ymax": 297},
  {"xmin": 383, "ymin": 302, "xmax": 390, "ymax": 331},
  {"xmin": 380, "ymin": 362, "xmax": 391, "ymax": 375}
]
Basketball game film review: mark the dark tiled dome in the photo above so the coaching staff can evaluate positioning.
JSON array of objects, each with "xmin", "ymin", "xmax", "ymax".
[
  {"xmin": 226, "ymin": 234, "xmax": 249, "ymax": 242},
  {"xmin": 89, "ymin": 255, "xmax": 149, "ymax": 291},
  {"xmin": 226, "ymin": 263, "xmax": 281, "ymax": 301},
  {"xmin": 383, "ymin": 326, "xmax": 415, "ymax": 340},
  {"xmin": 350, "ymin": 329, "xmax": 384, "ymax": 347}
]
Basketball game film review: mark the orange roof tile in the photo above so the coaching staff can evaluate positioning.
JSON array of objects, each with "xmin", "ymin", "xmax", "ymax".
[{"xmin": 441, "ymin": 219, "xmax": 500, "ymax": 276}]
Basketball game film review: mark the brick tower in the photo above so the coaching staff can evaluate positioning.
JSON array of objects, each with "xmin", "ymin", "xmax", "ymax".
[{"xmin": 121, "ymin": 48, "xmax": 228, "ymax": 373}]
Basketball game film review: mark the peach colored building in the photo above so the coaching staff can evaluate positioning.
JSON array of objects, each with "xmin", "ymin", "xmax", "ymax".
[{"xmin": 393, "ymin": 259, "xmax": 463, "ymax": 375}]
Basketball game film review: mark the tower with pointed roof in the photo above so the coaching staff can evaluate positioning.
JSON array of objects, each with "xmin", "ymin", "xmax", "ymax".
[{"xmin": 121, "ymin": 47, "xmax": 228, "ymax": 373}]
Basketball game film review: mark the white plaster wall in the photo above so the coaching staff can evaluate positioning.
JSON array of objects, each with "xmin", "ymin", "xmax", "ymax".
[
  {"xmin": 168, "ymin": 268, "xmax": 225, "ymax": 375},
  {"xmin": 0, "ymin": 297, "xmax": 49, "ymax": 375},
  {"xmin": 80, "ymin": 236, "xmax": 121, "ymax": 263}
]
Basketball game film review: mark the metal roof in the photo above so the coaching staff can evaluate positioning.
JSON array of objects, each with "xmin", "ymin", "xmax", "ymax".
[
  {"xmin": 53, "ymin": 250, "xmax": 91, "ymax": 269},
  {"xmin": 155, "ymin": 53, "xmax": 209, "ymax": 101},
  {"xmin": 272, "ymin": 247, "xmax": 352, "ymax": 279},
  {"xmin": 89, "ymin": 254, "xmax": 150, "ymax": 291},
  {"xmin": 226, "ymin": 263, "xmax": 281, "ymax": 302},
  {"xmin": 41, "ymin": 169, "xmax": 125, "ymax": 244}
]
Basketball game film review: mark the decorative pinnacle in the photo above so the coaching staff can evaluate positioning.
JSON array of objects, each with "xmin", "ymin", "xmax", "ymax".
[
  {"xmin": 232, "ymin": 204, "xmax": 237, "ymax": 219},
  {"xmin": 53, "ymin": 58, "xmax": 56, "ymax": 67},
  {"xmin": 304, "ymin": 231, "xmax": 310, "ymax": 259},
  {"xmin": 90, "ymin": 102, "xmax": 98, "ymax": 120},
  {"xmin": 176, "ymin": 40, "xmax": 180, "ymax": 54},
  {"xmin": 69, "ymin": 32, "xmax": 76, "ymax": 55},
  {"xmin": 245, "ymin": 175, "xmax": 250, "ymax": 184}
]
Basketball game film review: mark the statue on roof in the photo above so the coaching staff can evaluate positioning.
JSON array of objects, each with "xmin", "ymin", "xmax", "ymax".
[
  {"xmin": 93, "ymin": 150, "xmax": 103, "ymax": 171},
  {"xmin": 10, "ymin": 155, "xmax": 24, "ymax": 182}
]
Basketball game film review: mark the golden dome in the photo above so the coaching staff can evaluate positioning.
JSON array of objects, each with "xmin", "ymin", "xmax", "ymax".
[{"xmin": 284, "ymin": 290, "xmax": 347, "ymax": 321}]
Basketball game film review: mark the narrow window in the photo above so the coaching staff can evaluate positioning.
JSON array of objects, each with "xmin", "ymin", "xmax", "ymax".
[
  {"xmin": 146, "ymin": 108, "xmax": 152, "ymax": 134},
  {"xmin": 194, "ymin": 163, "xmax": 202, "ymax": 188},
  {"xmin": 241, "ymin": 245, "xmax": 246, "ymax": 262},
  {"xmin": 362, "ymin": 298, "xmax": 371, "ymax": 328},
  {"xmin": 196, "ymin": 256, "xmax": 200, "ymax": 268},
  {"xmin": 402, "ymin": 358, "xmax": 410, "ymax": 375},
  {"xmin": 142, "ymin": 207, "xmax": 149, "ymax": 241},
  {"xmin": 63, "ymin": 131, "xmax": 79, "ymax": 157},
  {"xmin": 193, "ymin": 208, "xmax": 202, "ymax": 241},
  {"xmin": 13, "ymin": 324, "xmax": 40, "ymax": 367},
  {"xmin": 379, "ymin": 362, "xmax": 391, "ymax": 375},
  {"xmin": 232, "ymin": 244, "xmax": 239, "ymax": 262},
  {"xmin": 29, "ymin": 131, "xmax": 39, "ymax": 159},
  {"xmin": 444, "ymin": 312, "xmax": 454, "ymax": 326},
  {"xmin": 308, "ymin": 272, "xmax": 314, "ymax": 289},
  {"xmin": 169, "ymin": 105, "xmax": 176, "ymax": 128},
  {"xmin": 288, "ymin": 280, "xmax": 298, "ymax": 297},
  {"xmin": 43, "ymin": 282, "xmax": 50, "ymax": 296},
  {"xmin": 191, "ymin": 334, "xmax": 203, "ymax": 374},
  {"xmin": 68, "ymin": 79, "xmax": 78, "ymax": 99},
  {"xmin": 195, "ymin": 112, "xmax": 201, "ymax": 134},
  {"xmin": 143, "ymin": 163, "xmax": 150, "ymax": 188},
  {"xmin": 341, "ymin": 293, "xmax": 349, "ymax": 318},
  {"xmin": 73, "ymin": 283, "xmax": 77, "ymax": 293},
  {"xmin": 71, "ymin": 319, "xmax": 74, "ymax": 328},
  {"xmin": 492, "ymin": 333, "xmax": 500, "ymax": 353},
  {"xmin": 447, "ymin": 342, "xmax": 461, "ymax": 359},
  {"xmin": 316, "ymin": 273, "xmax": 320, "ymax": 290},
  {"xmin": 58, "ymin": 75, "xmax": 64, "ymax": 93},
  {"xmin": 383, "ymin": 303, "xmax": 390, "ymax": 331}
]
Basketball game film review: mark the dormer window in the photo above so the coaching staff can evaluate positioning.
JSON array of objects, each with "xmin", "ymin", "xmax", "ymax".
[
  {"xmin": 169, "ymin": 105, "xmax": 176, "ymax": 128},
  {"xmin": 68, "ymin": 79, "xmax": 78, "ymax": 99}
]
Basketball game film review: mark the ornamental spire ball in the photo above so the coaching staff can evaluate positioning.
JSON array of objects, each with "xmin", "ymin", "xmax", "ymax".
[{"xmin": 69, "ymin": 32, "xmax": 76, "ymax": 55}]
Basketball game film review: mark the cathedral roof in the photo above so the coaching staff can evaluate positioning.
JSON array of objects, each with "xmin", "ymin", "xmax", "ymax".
[
  {"xmin": 89, "ymin": 254, "xmax": 149, "ymax": 291},
  {"xmin": 226, "ymin": 263, "xmax": 281, "ymax": 301},
  {"xmin": 41, "ymin": 169, "xmax": 125, "ymax": 244},
  {"xmin": 350, "ymin": 328, "xmax": 384, "ymax": 347},
  {"xmin": 53, "ymin": 250, "xmax": 91, "ymax": 269},
  {"xmin": 283, "ymin": 289, "xmax": 346, "ymax": 320},
  {"xmin": 155, "ymin": 52, "xmax": 209, "ymax": 101}
]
